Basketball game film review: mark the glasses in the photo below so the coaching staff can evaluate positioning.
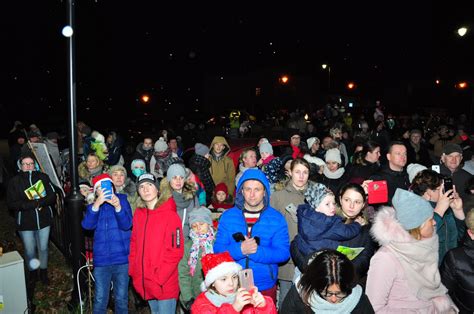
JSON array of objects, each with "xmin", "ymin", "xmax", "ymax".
[
  {"xmin": 22, "ymin": 162, "xmax": 35, "ymax": 166},
  {"xmin": 320, "ymin": 290, "xmax": 347, "ymax": 300}
]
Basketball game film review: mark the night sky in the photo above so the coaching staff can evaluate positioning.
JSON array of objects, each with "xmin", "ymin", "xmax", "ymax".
[{"xmin": 1, "ymin": 1, "xmax": 473, "ymax": 133}]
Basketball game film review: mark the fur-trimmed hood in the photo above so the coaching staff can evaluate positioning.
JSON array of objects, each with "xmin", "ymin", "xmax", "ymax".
[
  {"xmin": 157, "ymin": 177, "xmax": 196, "ymax": 207},
  {"xmin": 370, "ymin": 206, "xmax": 419, "ymax": 246}
]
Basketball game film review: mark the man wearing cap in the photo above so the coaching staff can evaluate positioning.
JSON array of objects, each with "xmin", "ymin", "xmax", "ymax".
[
  {"xmin": 81, "ymin": 173, "xmax": 133, "ymax": 313},
  {"xmin": 440, "ymin": 143, "xmax": 472, "ymax": 203},
  {"xmin": 214, "ymin": 169, "xmax": 290, "ymax": 304}
]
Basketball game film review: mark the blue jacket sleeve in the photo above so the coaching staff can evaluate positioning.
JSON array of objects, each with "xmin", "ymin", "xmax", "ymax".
[
  {"xmin": 249, "ymin": 214, "xmax": 290, "ymax": 264},
  {"xmin": 82, "ymin": 204, "xmax": 100, "ymax": 230},
  {"xmin": 326, "ymin": 218, "xmax": 361, "ymax": 241},
  {"xmin": 115, "ymin": 195, "xmax": 132, "ymax": 230},
  {"xmin": 213, "ymin": 213, "xmax": 246, "ymax": 261}
]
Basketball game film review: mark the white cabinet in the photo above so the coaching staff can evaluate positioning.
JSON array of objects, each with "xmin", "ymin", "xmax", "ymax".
[{"xmin": 0, "ymin": 251, "xmax": 28, "ymax": 314}]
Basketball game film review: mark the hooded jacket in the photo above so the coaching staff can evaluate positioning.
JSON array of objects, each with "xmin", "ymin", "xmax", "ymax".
[
  {"xmin": 81, "ymin": 193, "xmax": 132, "ymax": 267},
  {"xmin": 213, "ymin": 169, "xmax": 290, "ymax": 291},
  {"xmin": 128, "ymin": 197, "xmax": 184, "ymax": 300},
  {"xmin": 7, "ymin": 171, "xmax": 57, "ymax": 231},
  {"xmin": 209, "ymin": 136, "xmax": 235, "ymax": 193}
]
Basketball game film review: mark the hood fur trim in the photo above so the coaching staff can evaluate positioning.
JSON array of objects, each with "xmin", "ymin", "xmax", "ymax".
[{"xmin": 370, "ymin": 206, "xmax": 414, "ymax": 246}]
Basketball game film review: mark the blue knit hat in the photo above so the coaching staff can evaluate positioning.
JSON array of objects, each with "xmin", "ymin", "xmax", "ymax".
[{"xmin": 392, "ymin": 188, "xmax": 433, "ymax": 230}]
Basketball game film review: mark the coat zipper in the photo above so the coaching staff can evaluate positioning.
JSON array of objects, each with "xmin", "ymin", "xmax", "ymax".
[{"xmin": 141, "ymin": 209, "xmax": 149, "ymax": 299}]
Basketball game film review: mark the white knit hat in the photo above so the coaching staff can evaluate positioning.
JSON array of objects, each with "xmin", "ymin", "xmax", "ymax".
[
  {"xmin": 304, "ymin": 154, "xmax": 326, "ymax": 167},
  {"xmin": 406, "ymin": 163, "xmax": 428, "ymax": 183},
  {"xmin": 306, "ymin": 137, "xmax": 319, "ymax": 149},
  {"xmin": 325, "ymin": 148, "xmax": 342, "ymax": 164},
  {"xmin": 154, "ymin": 137, "xmax": 168, "ymax": 152}
]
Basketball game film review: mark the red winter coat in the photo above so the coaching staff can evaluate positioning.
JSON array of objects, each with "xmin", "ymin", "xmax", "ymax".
[
  {"xmin": 129, "ymin": 197, "xmax": 184, "ymax": 300},
  {"xmin": 191, "ymin": 292, "xmax": 277, "ymax": 314}
]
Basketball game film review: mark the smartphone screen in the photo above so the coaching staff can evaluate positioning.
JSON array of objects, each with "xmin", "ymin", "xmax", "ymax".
[
  {"xmin": 238, "ymin": 269, "xmax": 254, "ymax": 291},
  {"xmin": 444, "ymin": 178, "xmax": 453, "ymax": 193},
  {"xmin": 101, "ymin": 180, "xmax": 113, "ymax": 200}
]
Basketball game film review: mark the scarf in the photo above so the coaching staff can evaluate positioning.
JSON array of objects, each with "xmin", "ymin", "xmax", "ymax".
[
  {"xmin": 210, "ymin": 201, "xmax": 233, "ymax": 210},
  {"xmin": 291, "ymin": 145, "xmax": 302, "ymax": 159},
  {"xmin": 261, "ymin": 155, "xmax": 276, "ymax": 165},
  {"xmin": 386, "ymin": 234, "xmax": 448, "ymax": 301},
  {"xmin": 88, "ymin": 166, "xmax": 103, "ymax": 178},
  {"xmin": 188, "ymin": 228, "xmax": 215, "ymax": 276},
  {"xmin": 323, "ymin": 166, "xmax": 345, "ymax": 179},
  {"xmin": 172, "ymin": 190, "xmax": 192, "ymax": 210},
  {"xmin": 153, "ymin": 149, "xmax": 172, "ymax": 174},
  {"xmin": 295, "ymin": 275, "xmax": 362, "ymax": 313},
  {"xmin": 205, "ymin": 290, "xmax": 236, "ymax": 308}
]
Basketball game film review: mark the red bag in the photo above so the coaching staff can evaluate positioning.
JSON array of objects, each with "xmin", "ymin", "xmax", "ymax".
[{"xmin": 367, "ymin": 180, "xmax": 388, "ymax": 204}]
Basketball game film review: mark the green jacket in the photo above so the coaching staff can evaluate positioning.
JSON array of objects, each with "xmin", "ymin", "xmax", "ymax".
[
  {"xmin": 178, "ymin": 239, "xmax": 214, "ymax": 302},
  {"xmin": 431, "ymin": 202, "xmax": 466, "ymax": 265}
]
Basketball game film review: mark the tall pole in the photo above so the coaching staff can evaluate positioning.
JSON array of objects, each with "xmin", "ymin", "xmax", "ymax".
[
  {"xmin": 63, "ymin": 0, "xmax": 85, "ymax": 306},
  {"xmin": 328, "ymin": 66, "xmax": 331, "ymax": 90}
]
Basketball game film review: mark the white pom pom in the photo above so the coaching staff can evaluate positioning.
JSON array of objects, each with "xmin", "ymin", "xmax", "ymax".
[{"xmin": 29, "ymin": 258, "xmax": 40, "ymax": 270}]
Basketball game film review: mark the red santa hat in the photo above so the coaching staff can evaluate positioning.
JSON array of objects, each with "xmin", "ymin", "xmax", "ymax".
[
  {"xmin": 91, "ymin": 173, "xmax": 113, "ymax": 192},
  {"xmin": 200, "ymin": 251, "xmax": 242, "ymax": 291}
]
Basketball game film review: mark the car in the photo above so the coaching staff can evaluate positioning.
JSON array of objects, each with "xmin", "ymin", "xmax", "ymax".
[{"xmin": 182, "ymin": 137, "xmax": 291, "ymax": 170}]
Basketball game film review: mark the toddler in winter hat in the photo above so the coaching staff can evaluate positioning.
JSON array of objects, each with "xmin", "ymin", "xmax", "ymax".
[
  {"xmin": 259, "ymin": 142, "xmax": 273, "ymax": 156},
  {"xmin": 188, "ymin": 206, "xmax": 213, "ymax": 227},
  {"xmin": 304, "ymin": 183, "xmax": 334, "ymax": 209}
]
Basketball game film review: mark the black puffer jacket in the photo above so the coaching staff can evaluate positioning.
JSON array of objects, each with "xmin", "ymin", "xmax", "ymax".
[
  {"xmin": 7, "ymin": 171, "xmax": 57, "ymax": 231},
  {"xmin": 440, "ymin": 236, "xmax": 474, "ymax": 314},
  {"xmin": 369, "ymin": 166, "xmax": 410, "ymax": 205}
]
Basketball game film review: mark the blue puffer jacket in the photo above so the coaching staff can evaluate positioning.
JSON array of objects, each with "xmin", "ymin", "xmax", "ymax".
[
  {"xmin": 294, "ymin": 203, "xmax": 361, "ymax": 256},
  {"xmin": 214, "ymin": 169, "xmax": 290, "ymax": 291},
  {"xmin": 82, "ymin": 193, "xmax": 132, "ymax": 267}
]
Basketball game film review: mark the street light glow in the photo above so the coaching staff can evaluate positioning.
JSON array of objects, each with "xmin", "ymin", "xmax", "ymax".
[
  {"xmin": 322, "ymin": 64, "xmax": 328, "ymax": 69},
  {"xmin": 457, "ymin": 27, "xmax": 468, "ymax": 37},
  {"xmin": 280, "ymin": 75, "xmax": 289, "ymax": 84},
  {"xmin": 456, "ymin": 81, "xmax": 468, "ymax": 89},
  {"xmin": 141, "ymin": 94, "xmax": 150, "ymax": 103},
  {"xmin": 347, "ymin": 82, "xmax": 355, "ymax": 89}
]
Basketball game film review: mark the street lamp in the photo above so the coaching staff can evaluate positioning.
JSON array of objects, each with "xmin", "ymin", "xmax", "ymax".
[
  {"xmin": 457, "ymin": 26, "xmax": 468, "ymax": 37},
  {"xmin": 279, "ymin": 75, "xmax": 289, "ymax": 84},
  {"xmin": 321, "ymin": 64, "xmax": 331, "ymax": 89}
]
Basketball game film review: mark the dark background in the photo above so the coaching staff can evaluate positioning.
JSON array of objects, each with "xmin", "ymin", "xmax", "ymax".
[{"xmin": 1, "ymin": 2, "xmax": 473, "ymax": 133}]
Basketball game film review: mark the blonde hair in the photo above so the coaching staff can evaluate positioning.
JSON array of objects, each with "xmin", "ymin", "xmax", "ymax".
[
  {"xmin": 408, "ymin": 227, "xmax": 422, "ymax": 240},
  {"xmin": 466, "ymin": 208, "xmax": 474, "ymax": 232}
]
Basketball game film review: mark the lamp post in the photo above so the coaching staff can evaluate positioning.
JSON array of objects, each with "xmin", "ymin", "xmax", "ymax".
[
  {"xmin": 322, "ymin": 64, "xmax": 331, "ymax": 89},
  {"xmin": 63, "ymin": 0, "xmax": 86, "ymax": 307}
]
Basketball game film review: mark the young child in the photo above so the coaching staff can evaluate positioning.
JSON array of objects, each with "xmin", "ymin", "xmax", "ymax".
[
  {"xmin": 178, "ymin": 207, "xmax": 215, "ymax": 312},
  {"xmin": 292, "ymin": 183, "xmax": 363, "ymax": 261},
  {"xmin": 81, "ymin": 173, "xmax": 133, "ymax": 313},
  {"xmin": 191, "ymin": 251, "xmax": 277, "ymax": 313},
  {"xmin": 257, "ymin": 143, "xmax": 283, "ymax": 185},
  {"xmin": 208, "ymin": 183, "xmax": 234, "ymax": 211},
  {"xmin": 186, "ymin": 168, "xmax": 207, "ymax": 206}
]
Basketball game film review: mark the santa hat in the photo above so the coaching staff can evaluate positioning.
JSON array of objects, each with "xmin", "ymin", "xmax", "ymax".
[
  {"xmin": 92, "ymin": 173, "xmax": 113, "ymax": 192},
  {"xmin": 200, "ymin": 252, "xmax": 242, "ymax": 291}
]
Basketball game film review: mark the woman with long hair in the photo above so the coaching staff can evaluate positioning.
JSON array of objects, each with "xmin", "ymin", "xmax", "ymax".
[{"xmin": 281, "ymin": 250, "xmax": 374, "ymax": 313}]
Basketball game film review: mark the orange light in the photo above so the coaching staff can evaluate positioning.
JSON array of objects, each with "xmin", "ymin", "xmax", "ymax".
[
  {"xmin": 141, "ymin": 94, "xmax": 150, "ymax": 103},
  {"xmin": 280, "ymin": 75, "xmax": 289, "ymax": 84},
  {"xmin": 347, "ymin": 82, "xmax": 355, "ymax": 89},
  {"xmin": 435, "ymin": 79, "xmax": 440, "ymax": 85},
  {"xmin": 456, "ymin": 82, "xmax": 468, "ymax": 89}
]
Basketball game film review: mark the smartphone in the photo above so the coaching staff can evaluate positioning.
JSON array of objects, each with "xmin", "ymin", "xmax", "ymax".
[
  {"xmin": 367, "ymin": 180, "xmax": 388, "ymax": 204},
  {"xmin": 101, "ymin": 180, "xmax": 113, "ymax": 200},
  {"xmin": 238, "ymin": 269, "xmax": 255, "ymax": 291},
  {"xmin": 444, "ymin": 177, "xmax": 453, "ymax": 193},
  {"xmin": 431, "ymin": 165, "xmax": 440, "ymax": 174}
]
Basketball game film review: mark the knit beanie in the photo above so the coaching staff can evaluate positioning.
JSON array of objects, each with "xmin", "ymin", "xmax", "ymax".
[
  {"xmin": 166, "ymin": 163, "xmax": 186, "ymax": 181},
  {"xmin": 259, "ymin": 142, "xmax": 273, "ymax": 155},
  {"xmin": 109, "ymin": 165, "xmax": 127, "ymax": 178},
  {"xmin": 392, "ymin": 188, "xmax": 434, "ymax": 230},
  {"xmin": 325, "ymin": 148, "xmax": 342, "ymax": 164},
  {"xmin": 304, "ymin": 183, "xmax": 333, "ymax": 209},
  {"xmin": 306, "ymin": 137, "xmax": 319, "ymax": 149},
  {"xmin": 200, "ymin": 252, "xmax": 242, "ymax": 291},
  {"xmin": 214, "ymin": 182, "xmax": 229, "ymax": 196},
  {"xmin": 195, "ymin": 143, "xmax": 210, "ymax": 156},
  {"xmin": 406, "ymin": 163, "xmax": 428, "ymax": 183},
  {"xmin": 131, "ymin": 159, "xmax": 146, "ymax": 170},
  {"xmin": 188, "ymin": 206, "xmax": 213, "ymax": 226},
  {"xmin": 154, "ymin": 137, "xmax": 168, "ymax": 152}
]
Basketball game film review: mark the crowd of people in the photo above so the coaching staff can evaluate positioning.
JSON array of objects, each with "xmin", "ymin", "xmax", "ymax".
[{"xmin": 5, "ymin": 105, "xmax": 474, "ymax": 313}]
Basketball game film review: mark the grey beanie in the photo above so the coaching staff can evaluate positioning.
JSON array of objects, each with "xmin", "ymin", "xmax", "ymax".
[
  {"xmin": 304, "ymin": 183, "xmax": 334, "ymax": 209},
  {"xmin": 166, "ymin": 163, "xmax": 186, "ymax": 181},
  {"xmin": 392, "ymin": 188, "xmax": 434, "ymax": 230},
  {"xmin": 188, "ymin": 206, "xmax": 213, "ymax": 226},
  {"xmin": 259, "ymin": 142, "xmax": 273, "ymax": 155},
  {"xmin": 195, "ymin": 143, "xmax": 210, "ymax": 156},
  {"xmin": 109, "ymin": 165, "xmax": 127, "ymax": 177}
]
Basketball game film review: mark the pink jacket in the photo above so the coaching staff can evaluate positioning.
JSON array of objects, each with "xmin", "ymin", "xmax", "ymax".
[
  {"xmin": 366, "ymin": 207, "xmax": 455, "ymax": 313},
  {"xmin": 191, "ymin": 292, "xmax": 277, "ymax": 314}
]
